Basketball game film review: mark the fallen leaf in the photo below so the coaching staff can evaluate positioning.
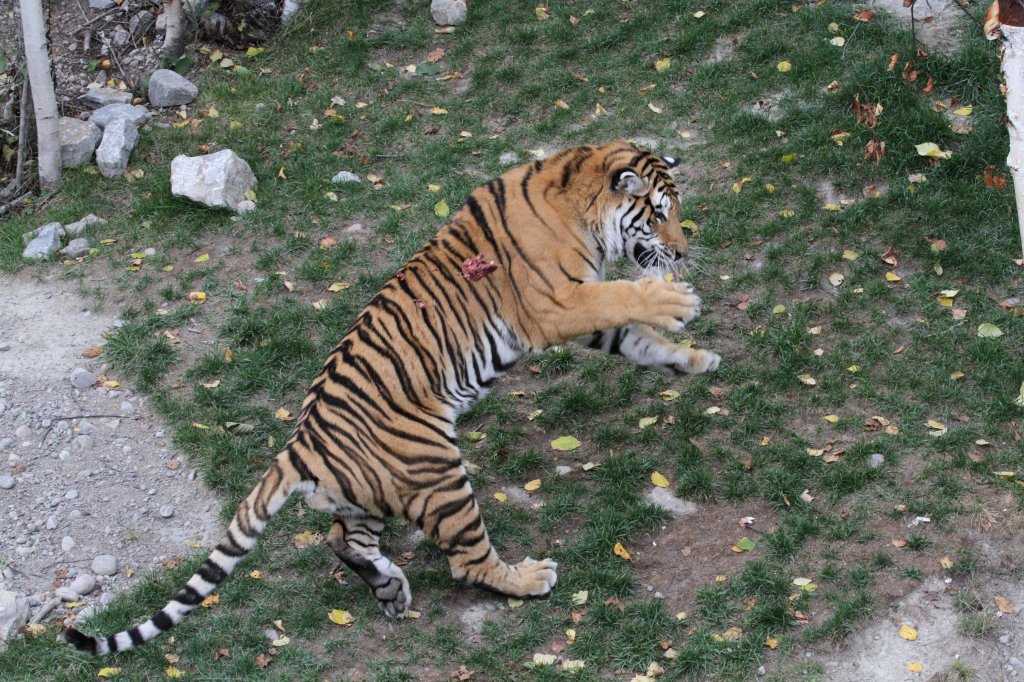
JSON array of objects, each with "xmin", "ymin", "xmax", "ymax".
[
  {"xmin": 995, "ymin": 596, "xmax": 1015, "ymax": 613},
  {"xmin": 328, "ymin": 609, "xmax": 354, "ymax": 626},
  {"xmin": 524, "ymin": 479, "xmax": 542, "ymax": 492},
  {"xmin": 165, "ymin": 668, "xmax": 184, "ymax": 679},
  {"xmin": 823, "ymin": 414, "xmax": 840, "ymax": 424},
  {"xmin": 898, "ymin": 624, "xmax": 918, "ymax": 641},
  {"xmin": 798, "ymin": 374, "xmax": 817, "ymax": 386},
  {"xmin": 773, "ymin": 304, "xmax": 786, "ymax": 314},
  {"xmin": 249, "ymin": 570, "xmax": 263, "ymax": 580},
  {"xmin": 493, "ymin": 492, "xmax": 508, "ymax": 502},
  {"xmin": 829, "ymin": 272, "xmax": 845, "ymax": 287},
  {"xmin": 571, "ymin": 590, "xmax": 589, "ymax": 605},
  {"xmin": 188, "ymin": 291, "xmax": 207, "ymax": 303},
  {"xmin": 651, "ymin": 471, "xmax": 670, "ymax": 488},
  {"xmin": 274, "ymin": 407, "xmax": 293, "ymax": 421},
  {"xmin": 655, "ymin": 58, "xmax": 672, "ymax": 72},
  {"xmin": 434, "ymin": 200, "xmax": 450, "ymax": 218},
  {"xmin": 613, "ymin": 542, "xmax": 632, "ymax": 561},
  {"xmin": 648, "ymin": 102, "xmax": 664, "ymax": 114},
  {"xmin": 777, "ymin": 60, "xmax": 792, "ymax": 72},
  {"xmin": 528, "ymin": 653, "xmax": 556, "ymax": 667},
  {"xmin": 328, "ymin": 282, "xmax": 352, "ymax": 293},
  {"xmin": 551, "ymin": 436, "xmax": 581, "ymax": 451},
  {"xmin": 953, "ymin": 105, "xmax": 973, "ymax": 116},
  {"xmin": 939, "ymin": 556, "xmax": 954, "ymax": 569},
  {"xmin": 885, "ymin": 271, "xmax": 902, "ymax": 283},
  {"xmin": 97, "ymin": 667, "xmax": 121, "ymax": 678},
  {"xmin": 735, "ymin": 537, "xmax": 756, "ymax": 552},
  {"xmin": 907, "ymin": 662, "xmax": 923, "ymax": 673},
  {"xmin": 194, "ymin": 253, "xmax": 210, "ymax": 263},
  {"xmin": 977, "ymin": 323, "xmax": 1003, "ymax": 338},
  {"xmin": 853, "ymin": 9, "xmax": 876, "ymax": 21},
  {"xmin": 915, "ymin": 142, "xmax": 952, "ymax": 159},
  {"xmin": 638, "ymin": 416, "xmax": 659, "ymax": 429},
  {"xmin": 660, "ymin": 390, "xmax": 680, "ymax": 402}
]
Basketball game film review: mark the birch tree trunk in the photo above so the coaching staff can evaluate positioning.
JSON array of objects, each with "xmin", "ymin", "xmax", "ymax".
[
  {"xmin": 163, "ymin": 0, "xmax": 185, "ymax": 58},
  {"xmin": 18, "ymin": 0, "xmax": 61, "ymax": 191},
  {"xmin": 987, "ymin": 1, "xmax": 1024, "ymax": 258}
]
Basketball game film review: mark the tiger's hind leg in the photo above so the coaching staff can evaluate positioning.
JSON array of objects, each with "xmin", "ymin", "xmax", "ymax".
[
  {"xmin": 415, "ymin": 470, "xmax": 558, "ymax": 598},
  {"xmin": 583, "ymin": 323, "xmax": 720, "ymax": 375},
  {"xmin": 327, "ymin": 516, "xmax": 412, "ymax": 619}
]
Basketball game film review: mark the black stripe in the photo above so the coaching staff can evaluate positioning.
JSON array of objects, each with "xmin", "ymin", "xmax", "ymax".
[
  {"xmin": 198, "ymin": 559, "xmax": 228, "ymax": 585},
  {"xmin": 175, "ymin": 585, "xmax": 204, "ymax": 606},
  {"xmin": 128, "ymin": 627, "xmax": 145, "ymax": 646},
  {"xmin": 152, "ymin": 610, "xmax": 174, "ymax": 631}
]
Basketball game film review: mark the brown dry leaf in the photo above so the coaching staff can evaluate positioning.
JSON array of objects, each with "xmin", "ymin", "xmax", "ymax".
[
  {"xmin": 853, "ymin": 9, "xmax": 876, "ymax": 21},
  {"xmin": 569, "ymin": 14, "xmax": 579, "ymax": 27},
  {"xmin": 319, "ymin": 236, "xmax": 337, "ymax": 249},
  {"xmin": 864, "ymin": 139, "xmax": 886, "ymax": 164},
  {"xmin": 82, "ymin": 346, "xmax": 103, "ymax": 358},
  {"xmin": 984, "ymin": 165, "xmax": 1008, "ymax": 189},
  {"xmin": 995, "ymin": 596, "xmax": 1015, "ymax": 613},
  {"xmin": 426, "ymin": 47, "xmax": 445, "ymax": 63},
  {"xmin": 891, "ymin": 538, "xmax": 907, "ymax": 548}
]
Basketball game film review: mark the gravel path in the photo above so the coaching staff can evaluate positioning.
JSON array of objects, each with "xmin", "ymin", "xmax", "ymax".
[{"xmin": 0, "ymin": 272, "xmax": 221, "ymax": 624}]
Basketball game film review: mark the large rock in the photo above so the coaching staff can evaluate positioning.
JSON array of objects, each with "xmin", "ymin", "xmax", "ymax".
[
  {"xmin": 0, "ymin": 591, "xmax": 28, "ymax": 653},
  {"xmin": 430, "ymin": 0, "xmax": 467, "ymax": 26},
  {"xmin": 148, "ymin": 69, "xmax": 198, "ymax": 107},
  {"xmin": 96, "ymin": 118, "xmax": 139, "ymax": 178},
  {"xmin": 65, "ymin": 214, "xmax": 107, "ymax": 237},
  {"xmin": 61, "ymin": 238, "xmax": 92, "ymax": 259},
  {"xmin": 171, "ymin": 149, "xmax": 257, "ymax": 211},
  {"xmin": 80, "ymin": 86, "xmax": 132, "ymax": 108},
  {"xmin": 59, "ymin": 117, "xmax": 102, "ymax": 167},
  {"xmin": 22, "ymin": 221, "xmax": 64, "ymax": 245},
  {"xmin": 22, "ymin": 223, "xmax": 64, "ymax": 260},
  {"xmin": 88, "ymin": 103, "xmax": 151, "ymax": 129}
]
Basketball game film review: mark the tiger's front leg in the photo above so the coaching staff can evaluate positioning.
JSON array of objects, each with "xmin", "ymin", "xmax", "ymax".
[
  {"xmin": 583, "ymin": 323, "xmax": 721, "ymax": 375},
  {"xmin": 411, "ymin": 462, "xmax": 558, "ymax": 598}
]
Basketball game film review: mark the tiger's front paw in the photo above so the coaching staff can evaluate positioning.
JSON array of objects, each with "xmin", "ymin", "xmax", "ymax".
[
  {"xmin": 669, "ymin": 348, "xmax": 721, "ymax": 375},
  {"xmin": 512, "ymin": 557, "xmax": 559, "ymax": 597},
  {"xmin": 636, "ymin": 278, "xmax": 702, "ymax": 332}
]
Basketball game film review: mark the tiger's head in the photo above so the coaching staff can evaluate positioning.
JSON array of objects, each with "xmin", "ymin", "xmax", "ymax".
[{"xmin": 591, "ymin": 143, "xmax": 688, "ymax": 276}]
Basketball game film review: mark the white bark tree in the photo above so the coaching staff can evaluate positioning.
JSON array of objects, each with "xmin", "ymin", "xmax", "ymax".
[
  {"xmin": 163, "ymin": 0, "xmax": 185, "ymax": 58},
  {"xmin": 18, "ymin": 0, "xmax": 61, "ymax": 191},
  {"xmin": 986, "ymin": 0, "xmax": 1024, "ymax": 258}
]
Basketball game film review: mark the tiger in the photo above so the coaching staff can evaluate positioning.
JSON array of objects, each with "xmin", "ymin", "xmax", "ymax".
[{"xmin": 65, "ymin": 140, "xmax": 720, "ymax": 655}]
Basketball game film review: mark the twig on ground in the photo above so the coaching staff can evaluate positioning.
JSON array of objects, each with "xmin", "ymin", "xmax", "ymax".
[
  {"xmin": 1, "ymin": 72, "xmax": 30, "ymax": 201},
  {"xmin": 39, "ymin": 414, "xmax": 126, "ymax": 446},
  {"xmin": 0, "ymin": 192, "xmax": 32, "ymax": 217}
]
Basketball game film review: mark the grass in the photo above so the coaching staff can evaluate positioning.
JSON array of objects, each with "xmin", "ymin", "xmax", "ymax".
[{"xmin": 2, "ymin": 0, "xmax": 1022, "ymax": 680}]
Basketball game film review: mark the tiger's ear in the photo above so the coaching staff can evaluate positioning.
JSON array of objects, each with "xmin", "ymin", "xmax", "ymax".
[
  {"xmin": 662, "ymin": 155, "xmax": 681, "ymax": 169},
  {"xmin": 611, "ymin": 169, "xmax": 647, "ymax": 196}
]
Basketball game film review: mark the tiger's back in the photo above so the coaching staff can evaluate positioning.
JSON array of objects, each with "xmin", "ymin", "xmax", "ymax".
[{"xmin": 66, "ymin": 141, "xmax": 719, "ymax": 655}]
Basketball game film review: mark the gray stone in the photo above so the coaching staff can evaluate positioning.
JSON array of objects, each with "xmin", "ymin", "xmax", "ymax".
[
  {"xmin": 159, "ymin": 505, "xmax": 174, "ymax": 518},
  {"xmin": 555, "ymin": 465, "xmax": 572, "ymax": 476},
  {"xmin": 130, "ymin": 10, "xmax": 154, "ymax": 39},
  {"xmin": 89, "ymin": 0, "xmax": 115, "ymax": 8},
  {"xmin": 54, "ymin": 586, "xmax": 79, "ymax": 601},
  {"xmin": 14, "ymin": 425, "xmax": 31, "ymax": 439},
  {"xmin": 0, "ymin": 591, "xmax": 29, "ymax": 652},
  {"xmin": 80, "ymin": 86, "xmax": 132, "ymax": 109},
  {"xmin": 22, "ymin": 223, "xmax": 63, "ymax": 260},
  {"xmin": 96, "ymin": 118, "xmax": 139, "ymax": 178},
  {"xmin": 430, "ymin": 0, "xmax": 467, "ymax": 26},
  {"xmin": 21, "ymin": 221, "xmax": 64, "ymax": 245},
  {"xmin": 61, "ymin": 238, "xmax": 91, "ymax": 259},
  {"xmin": 61, "ymin": 536, "xmax": 75, "ymax": 552},
  {"xmin": 1012, "ymin": 657, "xmax": 1024, "ymax": 671},
  {"xmin": 111, "ymin": 26, "xmax": 130, "ymax": 48},
  {"xmin": 499, "ymin": 151, "xmax": 519, "ymax": 165},
  {"xmin": 91, "ymin": 555, "xmax": 118, "ymax": 576},
  {"xmin": 70, "ymin": 368, "xmax": 97, "ymax": 389},
  {"xmin": 645, "ymin": 487, "xmax": 699, "ymax": 516},
  {"xmin": 65, "ymin": 490, "xmax": 79, "ymax": 500},
  {"xmin": 0, "ymin": 439, "xmax": 12, "ymax": 452},
  {"xmin": 0, "ymin": 475, "xmax": 14, "ymax": 490},
  {"xmin": 236, "ymin": 199, "xmax": 256, "ymax": 213},
  {"xmin": 868, "ymin": 453, "xmax": 885, "ymax": 469},
  {"xmin": 171, "ymin": 149, "xmax": 257, "ymax": 211},
  {"xmin": 69, "ymin": 574, "xmax": 95, "ymax": 596},
  {"xmin": 331, "ymin": 170, "xmax": 361, "ymax": 183},
  {"xmin": 88, "ymin": 103, "xmax": 151, "ymax": 129},
  {"xmin": 65, "ymin": 214, "xmax": 107, "ymax": 236},
  {"xmin": 72, "ymin": 435, "xmax": 95, "ymax": 453},
  {"xmin": 148, "ymin": 69, "xmax": 198, "ymax": 107},
  {"xmin": 59, "ymin": 117, "xmax": 102, "ymax": 167}
]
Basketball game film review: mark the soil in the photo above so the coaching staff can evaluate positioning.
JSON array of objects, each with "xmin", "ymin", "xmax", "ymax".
[{"xmin": 0, "ymin": 270, "xmax": 221, "ymax": 622}]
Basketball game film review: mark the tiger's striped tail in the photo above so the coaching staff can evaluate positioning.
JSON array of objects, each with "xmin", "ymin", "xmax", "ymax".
[{"xmin": 64, "ymin": 453, "xmax": 303, "ymax": 655}]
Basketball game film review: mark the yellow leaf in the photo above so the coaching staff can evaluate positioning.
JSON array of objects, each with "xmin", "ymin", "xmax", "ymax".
[
  {"xmin": 192, "ymin": 422, "xmax": 209, "ymax": 429},
  {"xmin": 780, "ymin": 153, "xmax": 797, "ymax": 163},
  {"xmin": 772, "ymin": 304, "xmax": 786, "ymax": 314},
  {"xmin": 823, "ymin": 414, "xmax": 839, "ymax": 423},
  {"xmin": 977, "ymin": 323, "xmax": 1003, "ymax": 338},
  {"xmin": 680, "ymin": 219, "xmax": 698, "ymax": 234},
  {"xmin": 654, "ymin": 58, "xmax": 672, "ymax": 72},
  {"xmin": 562, "ymin": 660, "xmax": 585, "ymax": 673},
  {"xmin": 765, "ymin": 636, "xmax": 779, "ymax": 650},
  {"xmin": 201, "ymin": 380, "xmax": 221, "ymax": 389},
  {"xmin": 926, "ymin": 419, "xmax": 946, "ymax": 430},
  {"xmin": 102, "ymin": 380, "xmax": 120, "ymax": 389},
  {"xmin": 764, "ymin": 183, "xmax": 775, "ymax": 193},
  {"xmin": 898, "ymin": 624, "xmax": 918, "ymax": 641},
  {"xmin": 798, "ymin": 374, "xmax": 817, "ymax": 386},
  {"xmin": 660, "ymin": 390, "xmax": 680, "ymax": 401},
  {"xmin": 529, "ymin": 653, "xmax": 555, "ymax": 666},
  {"xmin": 328, "ymin": 282, "xmax": 352, "ymax": 293},
  {"xmin": 406, "ymin": 610, "xmax": 422, "ymax": 619},
  {"xmin": 427, "ymin": 183, "xmax": 442, "ymax": 192},
  {"xmin": 194, "ymin": 253, "xmax": 210, "ymax": 263},
  {"xmin": 277, "ymin": 166, "xmax": 287, "ymax": 180},
  {"xmin": 249, "ymin": 570, "xmax": 263, "ymax": 580},
  {"xmin": 648, "ymin": 102, "xmax": 663, "ymax": 114},
  {"xmin": 885, "ymin": 272, "xmax": 901, "ymax": 283},
  {"xmin": 555, "ymin": 98, "xmax": 569, "ymax": 110},
  {"xmin": 466, "ymin": 431, "xmax": 486, "ymax": 442},
  {"xmin": 98, "ymin": 667, "xmax": 121, "ymax": 678},
  {"xmin": 907, "ymin": 662, "xmax": 923, "ymax": 673},
  {"xmin": 328, "ymin": 609, "xmax": 354, "ymax": 626},
  {"xmin": 915, "ymin": 142, "xmax": 952, "ymax": 159},
  {"xmin": 938, "ymin": 556, "xmax": 954, "ymax": 569},
  {"xmin": 324, "ymin": 191, "xmax": 338, "ymax": 202},
  {"xmin": 508, "ymin": 598, "xmax": 524, "ymax": 609},
  {"xmin": 272, "ymin": 635, "xmax": 290, "ymax": 646},
  {"xmin": 188, "ymin": 291, "xmax": 207, "ymax": 302},
  {"xmin": 777, "ymin": 60, "xmax": 792, "ymax": 72},
  {"xmin": 162, "ymin": 265, "xmax": 174, "ymax": 272},
  {"xmin": 571, "ymin": 590, "xmax": 588, "ymax": 605},
  {"xmin": 830, "ymin": 36, "xmax": 846, "ymax": 46},
  {"xmin": 651, "ymin": 471, "xmax": 670, "ymax": 488},
  {"xmin": 201, "ymin": 594, "xmax": 219, "ymax": 608},
  {"xmin": 953, "ymin": 105, "xmax": 973, "ymax": 116},
  {"xmin": 638, "ymin": 416, "xmax": 658, "ymax": 429},
  {"xmin": 581, "ymin": 461, "xmax": 598, "ymax": 471},
  {"xmin": 842, "ymin": 249, "xmax": 859, "ymax": 260},
  {"xmin": 779, "ymin": 209, "xmax": 795, "ymax": 218},
  {"xmin": 551, "ymin": 436, "xmax": 581, "ymax": 451},
  {"xmin": 274, "ymin": 407, "xmax": 293, "ymax": 421},
  {"xmin": 704, "ymin": 406, "xmax": 722, "ymax": 415},
  {"xmin": 494, "ymin": 492, "xmax": 508, "ymax": 502},
  {"xmin": 434, "ymin": 200, "xmax": 450, "ymax": 218},
  {"xmin": 246, "ymin": 47, "xmax": 265, "ymax": 58},
  {"xmin": 822, "ymin": 203, "xmax": 842, "ymax": 211},
  {"xmin": 524, "ymin": 479, "xmax": 541, "ymax": 491},
  {"xmin": 166, "ymin": 667, "xmax": 183, "ymax": 679},
  {"xmin": 430, "ymin": 107, "xmax": 448, "ymax": 115},
  {"xmin": 23, "ymin": 623, "xmax": 46, "ymax": 637},
  {"xmin": 613, "ymin": 542, "xmax": 631, "ymax": 561},
  {"xmin": 565, "ymin": 628, "xmax": 577, "ymax": 643},
  {"xmin": 527, "ymin": 409, "xmax": 543, "ymax": 421}
]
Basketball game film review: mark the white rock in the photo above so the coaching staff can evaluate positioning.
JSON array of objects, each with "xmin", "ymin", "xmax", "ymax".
[
  {"xmin": 236, "ymin": 199, "xmax": 256, "ymax": 213},
  {"xmin": 159, "ymin": 505, "xmax": 174, "ymax": 518},
  {"xmin": 96, "ymin": 118, "xmax": 139, "ymax": 178},
  {"xmin": 331, "ymin": 170, "xmax": 361, "ymax": 183},
  {"xmin": 0, "ymin": 475, "xmax": 14, "ymax": 490},
  {"xmin": 65, "ymin": 490, "xmax": 79, "ymax": 500},
  {"xmin": 644, "ymin": 487, "xmax": 698, "ymax": 516},
  {"xmin": 64, "ymin": 214, "xmax": 107, "ymax": 236},
  {"xmin": 61, "ymin": 536, "xmax": 75, "ymax": 552},
  {"xmin": 868, "ymin": 453, "xmax": 885, "ymax": 469},
  {"xmin": 61, "ymin": 238, "xmax": 92, "ymax": 259},
  {"xmin": 430, "ymin": 0, "xmax": 467, "ymax": 26},
  {"xmin": 88, "ymin": 103, "xmax": 151, "ymax": 129},
  {"xmin": 0, "ymin": 591, "xmax": 29, "ymax": 652},
  {"xmin": 555, "ymin": 465, "xmax": 572, "ymax": 476},
  {"xmin": 59, "ymin": 117, "xmax": 102, "ymax": 167},
  {"xmin": 72, "ymin": 435, "xmax": 95, "ymax": 452},
  {"xmin": 92, "ymin": 555, "xmax": 118, "ymax": 576},
  {"xmin": 148, "ymin": 69, "xmax": 198, "ymax": 107},
  {"xmin": 14, "ymin": 426, "xmax": 31, "ymax": 439},
  {"xmin": 70, "ymin": 368, "xmax": 97, "ymax": 389},
  {"xmin": 171, "ymin": 149, "xmax": 257, "ymax": 211},
  {"xmin": 22, "ymin": 223, "xmax": 64, "ymax": 260},
  {"xmin": 54, "ymin": 586, "xmax": 79, "ymax": 601},
  {"xmin": 69, "ymin": 574, "xmax": 96, "ymax": 596},
  {"xmin": 79, "ymin": 86, "xmax": 132, "ymax": 108},
  {"xmin": 499, "ymin": 151, "xmax": 519, "ymax": 165},
  {"xmin": 21, "ymin": 221, "xmax": 64, "ymax": 245}
]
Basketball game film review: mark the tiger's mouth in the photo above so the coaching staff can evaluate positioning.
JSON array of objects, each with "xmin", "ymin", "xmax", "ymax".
[{"xmin": 632, "ymin": 243, "xmax": 684, "ymax": 274}]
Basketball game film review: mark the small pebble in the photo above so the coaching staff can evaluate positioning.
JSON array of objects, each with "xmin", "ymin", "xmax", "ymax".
[
  {"xmin": 1001, "ymin": 634, "xmax": 1012, "ymax": 645},
  {"xmin": 14, "ymin": 425, "xmax": 32, "ymax": 439},
  {"xmin": 61, "ymin": 536, "xmax": 76, "ymax": 552},
  {"xmin": 69, "ymin": 573, "xmax": 96, "ymax": 596},
  {"xmin": 868, "ymin": 453, "xmax": 885, "ymax": 469},
  {"xmin": 70, "ymin": 368, "xmax": 97, "ymax": 390},
  {"xmin": 65, "ymin": 490, "xmax": 80, "ymax": 500},
  {"xmin": 54, "ymin": 586, "xmax": 79, "ymax": 601},
  {"xmin": 0, "ymin": 342, "xmax": 10, "ymax": 351},
  {"xmin": 92, "ymin": 554, "xmax": 118, "ymax": 576},
  {"xmin": 159, "ymin": 505, "xmax": 175, "ymax": 518},
  {"xmin": 0, "ymin": 474, "xmax": 14, "ymax": 490}
]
